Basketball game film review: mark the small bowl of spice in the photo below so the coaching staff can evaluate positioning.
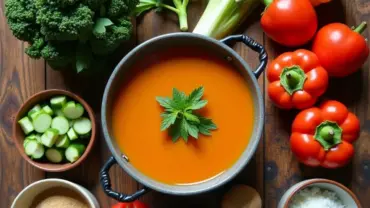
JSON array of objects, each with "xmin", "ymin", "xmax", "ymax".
[
  {"xmin": 11, "ymin": 178, "xmax": 99, "ymax": 208},
  {"xmin": 278, "ymin": 178, "xmax": 362, "ymax": 208}
]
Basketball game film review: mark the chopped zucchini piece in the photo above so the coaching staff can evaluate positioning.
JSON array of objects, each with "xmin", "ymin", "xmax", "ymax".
[
  {"xmin": 46, "ymin": 148, "xmax": 64, "ymax": 163},
  {"xmin": 42, "ymin": 105, "xmax": 54, "ymax": 116},
  {"xmin": 67, "ymin": 128, "xmax": 78, "ymax": 140},
  {"xmin": 73, "ymin": 117, "xmax": 92, "ymax": 135},
  {"xmin": 50, "ymin": 96, "xmax": 67, "ymax": 109},
  {"xmin": 54, "ymin": 109, "xmax": 64, "ymax": 117},
  {"xmin": 41, "ymin": 128, "xmax": 59, "ymax": 147},
  {"xmin": 62, "ymin": 101, "xmax": 84, "ymax": 119},
  {"xmin": 55, "ymin": 135, "xmax": 70, "ymax": 148},
  {"xmin": 65, "ymin": 144, "xmax": 85, "ymax": 163},
  {"xmin": 18, "ymin": 117, "xmax": 34, "ymax": 135},
  {"xmin": 24, "ymin": 140, "xmax": 44, "ymax": 159},
  {"xmin": 32, "ymin": 113, "xmax": 52, "ymax": 133},
  {"xmin": 27, "ymin": 104, "xmax": 42, "ymax": 118},
  {"xmin": 51, "ymin": 116, "xmax": 69, "ymax": 135}
]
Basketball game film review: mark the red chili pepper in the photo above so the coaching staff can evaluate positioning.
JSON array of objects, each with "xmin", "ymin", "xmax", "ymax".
[
  {"xmin": 112, "ymin": 200, "xmax": 149, "ymax": 208},
  {"xmin": 290, "ymin": 100, "xmax": 360, "ymax": 168},
  {"xmin": 267, "ymin": 49, "xmax": 329, "ymax": 109},
  {"xmin": 261, "ymin": 0, "xmax": 318, "ymax": 47},
  {"xmin": 312, "ymin": 22, "xmax": 369, "ymax": 77}
]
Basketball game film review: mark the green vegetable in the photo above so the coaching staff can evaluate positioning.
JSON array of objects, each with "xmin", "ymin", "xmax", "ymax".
[
  {"xmin": 55, "ymin": 134, "xmax": 71, "ymax": 148},
  {"xmin": 134, "ymin": 0, "xmax": 189, "ymax": 31},
  {"xmin": 156, "ymin": 86, "xmax": 217, "ymax": 142},
  {"xmin": 193, "ymin": 0, "xmax": 260, "ymax": 39},
  {"xmin": 18, "ymin": 117, "xmax": 34, "ymax": 134},
  {"xmin": 46, "ymin": 148, "xmax": 64, "ymax": 163},
  {"xmin": 65, "ymin": 144, "xmax": 86, "ymax": 163},
  {"xmin": 5, "ymin": 0, "xmax": 138, "ymax": 73}
]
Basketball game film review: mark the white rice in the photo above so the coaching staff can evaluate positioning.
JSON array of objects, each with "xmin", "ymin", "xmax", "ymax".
[{"xmin": 289, "ymin": 186, "xmax": 346, "ymax": 208}]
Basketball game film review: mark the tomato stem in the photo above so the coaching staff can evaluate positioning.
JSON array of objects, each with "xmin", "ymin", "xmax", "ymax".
[
  {"xmin": 263, "ymin": 0, "xmax": 273, "ymax": 6},
  {"xmin": 353, "ymin": 21, "xmax": 367, "ymax": 34}
]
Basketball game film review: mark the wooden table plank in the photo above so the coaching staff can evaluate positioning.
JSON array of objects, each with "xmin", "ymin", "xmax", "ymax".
[
  {"xmin": 264, "ymin": 0, "xmax": 370, "ymax": 206},
  {"xmin": 0, "ymin": 2, "xmax": 45, "ymax": 207}
]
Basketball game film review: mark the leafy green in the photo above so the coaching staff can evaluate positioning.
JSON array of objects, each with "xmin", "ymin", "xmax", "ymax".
[
  {"xmin": 93, "ymin": 18, "xmax": 114, "ymax": 34},
  {"xmin": 156, "ymin": 86, "xmax": 217, "ymax": 142}
]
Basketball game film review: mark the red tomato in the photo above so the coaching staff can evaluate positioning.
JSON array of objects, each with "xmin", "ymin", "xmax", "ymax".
[
  {"xmin": 112, "ymin": 200, "xmax": 149, "ymax": 208},
  {"xmin": 261, "ymin": 0, "xmax": 318, "ymax": 47}
]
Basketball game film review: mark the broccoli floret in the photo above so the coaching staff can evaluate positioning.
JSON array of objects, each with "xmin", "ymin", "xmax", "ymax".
[
  {"xmin": 36, "ymin": 1, "xmax": 94, "ymax": 40},
  {"xmin": 5, "ymin": 0, "xmax": 39, "ymax": 41},
  {"xmin": 90, "ymin": 17, "xmax": 131, "ymax": 55},
  {"xmin": 41, "ymin": 42, "xmax": 75, "ymax": 68},
  {"xmin": 106, "ymin": 0, "xmax": 138, "ymax": 18},
  {"xmin": 25, "ymin": 37, "xmax": 45, "ymax": 58}
]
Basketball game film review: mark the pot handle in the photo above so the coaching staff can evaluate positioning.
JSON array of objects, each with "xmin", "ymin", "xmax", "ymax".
[
  {"xmin": 220, "ymin": 34, "xmax": 268, "ymax": 79},
  {"xmin": 100, "ymin": 156, "xmax": 149, "ymax": 202}
]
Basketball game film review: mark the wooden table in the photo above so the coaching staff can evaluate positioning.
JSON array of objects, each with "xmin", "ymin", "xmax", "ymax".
[{"xmin": 1, "ymin": 0, "xmax": 370, "ymax": 207}]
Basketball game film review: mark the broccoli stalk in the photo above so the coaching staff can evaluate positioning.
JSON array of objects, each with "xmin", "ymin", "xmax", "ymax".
[
  {"xmin": 135, "ymin": 0, "xmax": 189, "ymax": 31},
  {"xmin": 193, "ymin": 0, "xmax": 260, "ymax": 39}
]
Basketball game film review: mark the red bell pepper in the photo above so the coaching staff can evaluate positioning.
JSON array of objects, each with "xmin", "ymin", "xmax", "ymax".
[
  {"xmin": 267, "ymin": 49, "xmax": 329, "ymax": 109},
  {"xmin": 312, "ymin": 22, "xmax": 369, "ymax": 77},
  {"xmin": 112, "ymin": 200, "xmax": 149, "ymax": 208},
  {"xmin": 261, "ymin": 0, "xmax": 318, "ymax": 47},
  {"xmin": 290, "ymin": 100, "xmax": 360, "ymax": 168}
]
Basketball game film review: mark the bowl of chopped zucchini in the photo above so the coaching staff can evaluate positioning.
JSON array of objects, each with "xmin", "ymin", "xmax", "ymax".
[{"xmin": 13, "ymin": 89, "xmax": 96, "ymax": 172}]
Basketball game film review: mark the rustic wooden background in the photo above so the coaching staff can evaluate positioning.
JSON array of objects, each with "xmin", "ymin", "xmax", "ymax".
[{"xmin": 1, "ymin": 0, "xmax": 369, "ymax": 207}]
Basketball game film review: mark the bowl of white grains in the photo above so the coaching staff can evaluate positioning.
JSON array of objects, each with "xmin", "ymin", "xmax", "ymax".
[
  {"xmin": 11, "ymin": 178, "xmax": 99, "ymax": 208},
  {"xmin": 278, "ymin": 178, "xmax": 361, "ymax": 208}
]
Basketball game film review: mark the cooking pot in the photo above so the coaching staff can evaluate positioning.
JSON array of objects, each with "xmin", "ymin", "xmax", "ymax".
[{"xmin": 100, "ymin": 33, "xmax": 267, "ymax": 202}]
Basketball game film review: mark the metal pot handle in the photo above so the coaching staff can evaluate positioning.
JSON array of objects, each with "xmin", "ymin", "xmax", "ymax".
[
  {"xmin": 220, "ymin": 34, "xmax": 268, "ymax": 79},
  {"xmin": 100, "ymin": 156, "xmax": 149, "ymax": 202}
]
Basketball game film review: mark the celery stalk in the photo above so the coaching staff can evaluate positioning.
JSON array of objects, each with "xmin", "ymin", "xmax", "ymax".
[{"xmin": 193, "ymin": 0, "xmax": 260, "ymax": 39}]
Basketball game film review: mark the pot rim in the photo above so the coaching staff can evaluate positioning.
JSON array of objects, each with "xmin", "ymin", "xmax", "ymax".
[{"xmin": 101, "ymin": 32, "xmax": 264, "ymax": 195}]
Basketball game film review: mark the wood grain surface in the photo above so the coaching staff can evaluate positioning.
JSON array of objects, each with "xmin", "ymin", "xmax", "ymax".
[{"xmin": 0, "ymin": 0, "xmax": 369, "ymax": 207}]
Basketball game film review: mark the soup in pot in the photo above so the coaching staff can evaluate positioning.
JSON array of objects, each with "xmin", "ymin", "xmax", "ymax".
[{"xmin": 112, "ymin": 48, "xmax": 255, "ymax": 185}]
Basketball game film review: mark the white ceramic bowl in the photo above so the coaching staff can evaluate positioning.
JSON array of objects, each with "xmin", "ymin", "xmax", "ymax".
[
  {"xmin": 11, "ymin": 178, "xmax": 100, "ymax": 208},
  {"xmin": 278, "ymin": 178, "xmax": 362, "ymax": 208}
]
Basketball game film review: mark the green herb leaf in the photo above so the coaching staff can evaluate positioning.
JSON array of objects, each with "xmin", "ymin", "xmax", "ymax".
[
  {"xmin": 156, "ymin": 86, "xmax": 217, "ymax": 143},
  {"xmin": 188, "ymin": 100, "xmax": 208, "ymax": 110},
  {"xmin": 184, "ymin": 112, "xmax": 200, "ymax": 123},
  {"xmin": 187, "ymin": 86, "xmax": 204, "ymax": 104},
  {"xmin": 93, "ymin": 18, "xmax": 114, "ymax": 34},
  {"xmin": 160, "ymin": 112, "xmax": 178, "ymax": 131},
  {"xmin": 156, "ymin": 96, "xmax": 173, "ymax": 109}
]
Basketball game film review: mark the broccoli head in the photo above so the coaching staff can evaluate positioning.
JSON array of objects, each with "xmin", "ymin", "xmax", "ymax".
[
  {"xmin": 90, "ymin": 17, "xmax": 131, "ymax": 55},
  {"xmin": 5, "ymin": 0, "xmax": 39, "ymax": 41},
  {"xmin": 106, "ymin": 0, "xmax": 139, "ymax": 18},
  {"xmin": 36, "ymin": 1, "xmax": 95, "ymax": 41},
  {"xmin": 5, "ymin": 0, "xmax": 137, "ymax": 73}
]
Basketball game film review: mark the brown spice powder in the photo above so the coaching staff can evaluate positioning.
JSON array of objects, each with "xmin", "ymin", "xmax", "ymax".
[{"xmin": 30, "ymin": 186, "xmax": 89, "ymax": 208}]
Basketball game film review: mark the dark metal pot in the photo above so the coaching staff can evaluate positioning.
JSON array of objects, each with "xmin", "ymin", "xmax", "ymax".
[{"xmin": 100, "ymin": 33, "xmax": 267, "ymax": 202}]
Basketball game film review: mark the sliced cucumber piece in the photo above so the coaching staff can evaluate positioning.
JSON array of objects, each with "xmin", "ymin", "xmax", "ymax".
[
  {"xmin": 73, "ymin": 117, "xmax": 92, "ymax": 135},
  {"xmin": 23, "ymin": 134, "xmax": 39, "ymax": 147},
  {"xmin": 62, "ymin": 101, "xmax": 84, "ymax": 119},
  {"xmin": 65, "ymin": 144, "xmax": 86, "ymax": 163},
  {"xmin": 24, "ymin": 140, "xmax": 44, "ymax": 159},
  {"xmin": 23, "ymin": 138, "xmax": 32, "ymax": 148},
  {"xmin": 41, "ymin": 128, "xmax": 59, "ymax": 147},
  {"xmin": 46, "ymin": 148, "xmax": 64, "ymax": 163},
  {"xmin": 67, "ymin": 128, "xmax": 78, "ymax": 140},
  {"xmin": 32, "ymin": 113, "xmax": 52, "ymax": 133},
  {"xmin": 50, "ymin": 96, "xmax": 67, "ymax": 109},
  {"xmin": 18, "ymin": 117, "xmax": 34, "ymax": 135},
  {"xmin": 55, "ymin": 134, "xmax": 70, "ymax": 148},
  {"xmin": 51, "ymin": 116, "xmax": 69, "ymax": 135},
  {"xmin": 42, "ymin": 105, "xmax": 54, "ymax": 116},
  {"xmin": 54, "ymin": 109, "xmax": 64, "ymax": 117},
  {"xmin": 27, "ymin": 104, "xmax": 42, "ymax": 118}
]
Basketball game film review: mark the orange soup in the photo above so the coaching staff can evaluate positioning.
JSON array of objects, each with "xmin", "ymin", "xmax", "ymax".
[{"xmin": 112, "ymin": 49, "xmax": 254, "ymax": 185}]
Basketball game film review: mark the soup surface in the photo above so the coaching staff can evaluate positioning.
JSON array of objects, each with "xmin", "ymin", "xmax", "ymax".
[{"xmin": 112, "ymin": 48, "xmax": 254, "ymax": 185}]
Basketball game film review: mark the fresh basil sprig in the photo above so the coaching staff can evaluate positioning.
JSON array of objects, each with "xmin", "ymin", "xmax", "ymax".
[{"xmin": 156, "ymin": 86, "xmax": 217, "ymax": 142}]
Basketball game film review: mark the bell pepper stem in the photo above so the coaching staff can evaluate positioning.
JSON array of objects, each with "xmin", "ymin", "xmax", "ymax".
[
  {"xmin": 353, "ymin": 21, "xmax": 367, "ymax": 34},
  {"xmin": 314, "ymin": 121, "xmax": 343, "ymax": 151},
  {"xmin": 263, "ymin": 0, "xmax": 273, "ymax": 6},
  {"xmin": 320, "ymin": 126, "xmax": 335, "ymax": 141},
  {"xmin": 286, "ymin": 71, "xmax": 300, "ymax": 88}
]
